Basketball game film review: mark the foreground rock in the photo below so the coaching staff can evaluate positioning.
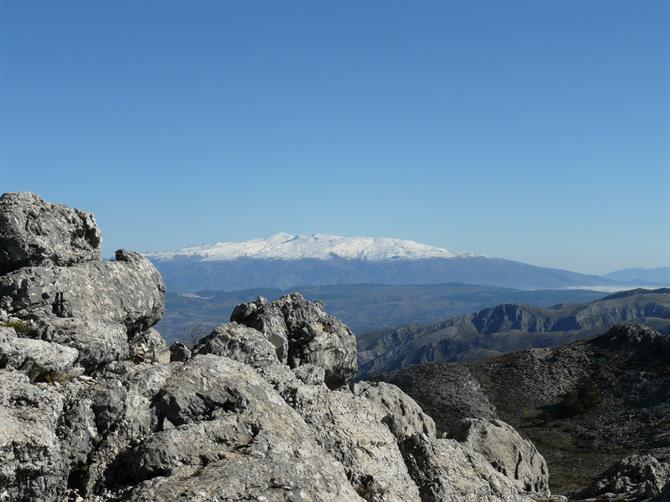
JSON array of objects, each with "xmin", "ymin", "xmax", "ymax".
[
  {"xmin": 0, "ymin": 192, "xmax": 101, "ymax": 274},
  {"xmin": 0, "ymin": 193, "xmax": 558, "ymax": 502},
  {"xmin": 232, "ymin": 293, "xmax": 358, "ymax": 389}
]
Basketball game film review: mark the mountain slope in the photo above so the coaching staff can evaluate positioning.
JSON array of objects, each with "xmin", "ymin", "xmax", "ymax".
[
  {"xmin": 146, "ymin": 233, "xmax": 624, "ymax": 292},
  {"xmin": 357, "ymin": 288, "xmax": 670, "ymax": 378},
  {"xmin": 156, "ymin": 283, "xmax": 608, "ymax": 343},
  {"xmin": 377, "ymin": 324, "xmax": 670, "ymax": 494},
  {"xmin": 606, "ymin": 266, "xmax": 670, "ymax": 285}
]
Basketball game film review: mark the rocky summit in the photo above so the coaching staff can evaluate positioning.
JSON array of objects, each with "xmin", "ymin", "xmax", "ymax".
[{"xmin": 0, "ymin": 192, "xmax": 666, "ymax": 502}]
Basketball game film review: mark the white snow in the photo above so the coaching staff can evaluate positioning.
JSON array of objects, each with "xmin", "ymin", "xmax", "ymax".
[{"xmin": 146, "ymin": 233, "xmax": 478, "ymax": 262}]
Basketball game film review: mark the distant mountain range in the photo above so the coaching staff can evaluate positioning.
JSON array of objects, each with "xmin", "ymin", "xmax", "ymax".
[
  {"xmin": 605, "ymin": 266, "xmax": 670, "ymax": 284},
  {"xmin": 358, "ymin": 288, "xmax": 670, "ymax": 379},
  {"xmin": 155, "ymin": 283, "xmax": 608, "ymax": 343},
  {"xmin": 146, "ymin": 233, "xmax": 647, "ymax": 292}
]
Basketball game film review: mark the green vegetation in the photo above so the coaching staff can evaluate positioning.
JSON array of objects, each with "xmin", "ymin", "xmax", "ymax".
[
  {"xmin": 0, "ymin": 319, "xmax": 36, "ymax": 337},
  {"xmin": 26, "ymin": 366, "xmax": 71, "ymax": 384},
  {"xmin": 555, "ymin": 381, "xmax": 602, "ymax": 418}
]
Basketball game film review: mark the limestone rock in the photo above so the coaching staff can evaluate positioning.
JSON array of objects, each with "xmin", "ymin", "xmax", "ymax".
[
  {"xmin": 450, "ymin": 418, "xmax": 550, "ymax": 496},
  {"xmin": 125, "ymin": 355, "xmax": 363, "ymax": 501},
  {"xmin": 293, "ymin": 363, "xmax": 326, "ymax": 385},
  {"xmin": 233, "ymin": 293, "xmax": 357, "ymax": 389},
  {"xmin": 0, "ymin": 370, "xmax": 68, "ymax": 501},
  {"xmin": 352, "ymin": 380, "xmax": 437, "ymax": 443},
  {"xmin": 0, "ymin": 251, "xmax": 165, "ymax": 336},
  {"xmin": 0, "ymin": 192, "xmax": 101, "ymax": 274},
  {"xmin": 230, "ymin": 296, "xmax": 290, "ymax": 362},
  {"xmin": 129, "ymin": 328, "xmax": 168, "ymax": 363},
  {"xmin": 192, "ymin": 322, "xmax": 278, "ymax": 369},
  {"xmin": 401, "ymin": 433, "xmax": 534, "ymax": 502},
  {"xmin": 0, "ymin": 326, "xmax": 81, "ymax": 380},
  {"xmin": 578, "ymin": 455, "xmax": 670, "ymax": 501},
  {"xmin": 168, "ymin": 341, "xmax": 190, "ymax": 362},
  {"xmin": 41, "ymin": 319, "xmax": 129, "ymax": 372},
  {"xmin": 287, "ymin": 383, "xmax": 421, "ymax": 501}
]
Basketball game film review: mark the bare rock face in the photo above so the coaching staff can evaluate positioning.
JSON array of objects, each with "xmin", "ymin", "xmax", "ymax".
[
  {"xmin": 352, "ymin": 381, "xmax": 437, "ymax": 443},
  {"xmin": 0, "ymin": 192, "xmax": 101, "ymax": 274},
  {"xmin": 401, "ymin": 433, "xmax": 535, "ymax": 502},
  {"xmin": 192, "ymin": 322, "xmax": 279, "ymax": 369},
  {"xmin": 230, "ymin": 296, "xmax": 290, "ymax": 361},
  {"xmin": 287, "ymin": 383, "xmax": 422, "ymax": 501},
  {"xmin": 577, "ymin": 455, "xmax": 670, "ymax": 501},
  {"xmin": 124, "ymin": 355, "xmax": 363, "ymax": 501},
  {"xmin": 0, "ymin": 325, "xmax": 81, "ymax": 380},
  {"xmin": 451, "ymin": 418, "xmax": 550, "ymax": 496},
  {"xmin": 0, "ymin": 370, "xmax": 68, "ymax": 501},
  {"xmin": 232, "ymin": 293, "xmax": 358, "ymax": 389},
  {"xmin": 0, "ymin": 251, "xmax": 165, "ymax": 335}
]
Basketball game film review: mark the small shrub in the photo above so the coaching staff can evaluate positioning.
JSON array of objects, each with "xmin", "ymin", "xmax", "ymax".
[
  {"xmin": 0, "ymin": 319, "xmax": 35, "ymax": 337},
  {"xmin": 555, "ymin": 381, "xmax": 602, "ymax": 418},
  {"xmin": 26, "ymin": 367, "xmax": 71, "ymax": 384}
]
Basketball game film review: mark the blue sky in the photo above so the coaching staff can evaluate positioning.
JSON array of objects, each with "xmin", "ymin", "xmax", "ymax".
[{"xmin": 1, "ymin": 1, "xmax": 668, "ymax": 275}]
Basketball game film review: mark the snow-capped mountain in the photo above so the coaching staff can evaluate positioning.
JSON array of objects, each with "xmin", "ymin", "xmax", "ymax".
[
  {"xmin": 146, "ymin": 233, "xmax": 478, "ymax": 262},
  {"xmin": 146, "ymin": 233, "xmax": 627, "ymax": 293}
]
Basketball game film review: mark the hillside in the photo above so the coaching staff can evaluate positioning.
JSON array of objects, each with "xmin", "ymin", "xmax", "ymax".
[
  {"xmin": 378, "ymin": 324, "xmax": 670, "ymax": 495},
  {"xmin": 357, "ymin": 288, "xmax": 670, "ymax": 378},
  {"xmin": 156, "ymin": 283, "xmax": 607, "ymax": 343}
]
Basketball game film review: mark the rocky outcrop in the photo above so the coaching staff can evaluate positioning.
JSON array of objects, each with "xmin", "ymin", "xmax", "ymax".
[
  {"xmin": 0, "ymin": 192, "xmax": 101, "ymax": 274},
  {"xmin": 577, "ymin": 455, "xmax": 670, "ymax": 501},
  {"xmin": 451, "ymin": 418, "xmax": 550, "ymax": 495},
  {"xmin": 232, "ymin": 293, "xmax": 358, "ymax": 389},
  {"xmin": 0, "ymin": 193, "xmax": 557, "ymax": 502},
  {"xmin": 379, "ymin": 324, "xmax": 670, "ymax": 495},
  {"xmin": 401, "ymin": 433, "xmax": 534, "ymax": 502}
]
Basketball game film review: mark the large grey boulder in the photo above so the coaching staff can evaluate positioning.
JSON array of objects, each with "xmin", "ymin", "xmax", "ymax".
[
  {"xmin": 124, "ymin": 355, "xmax": 363, "ymax": 501},
  {"xmin": 0, "ymin": 250, "xmax": 165, "ymax": 336},
  {"xmin": 287, "ymin": 383, "xmax": 421, "ymax": 501},
  {"xmin": 401, "ymin": 433, "xmax": 534, "ymax": 502},
  {"xmin": 232, "ymin": 293, "xmax": 358, "ymax": 389},
  {"xmin": 41, "ymin": 318, "xmax": 129, "ymax": 372},
  {"xmin": 0, "ymin": 326, "xmax": 81, "ymax": 380},
  {"xmin": 0, "ymin": 370, "xmax": 69, "ymax": 501},
  {"xmin": 352, "ymin": 381, "xmax": 437, "ymax": 443},
  {"xmin": 450, "ymin": 418, "xmax": 550, "ymax": 496},
  {"xmin": 0, "ymin": 192, "xmax": 101, "ymax": 274},
  {"xmin": 192, "ymin": 322, "xmax": 279, "ymax": 369},
  {"xmin": 577, "ymin": 455, "xmax": 670, "ymax": 501}
]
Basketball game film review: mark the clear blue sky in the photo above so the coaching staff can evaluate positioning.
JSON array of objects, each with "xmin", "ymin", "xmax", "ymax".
[{"xmin": 1, "ymin": 1, "xmax": 668, "ymax": 275}]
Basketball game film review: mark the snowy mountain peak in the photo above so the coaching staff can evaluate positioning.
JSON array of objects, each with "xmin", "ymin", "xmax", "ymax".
[{"xmin": 146, "ymin": 233, "xmax": 477, "ymax": 262}]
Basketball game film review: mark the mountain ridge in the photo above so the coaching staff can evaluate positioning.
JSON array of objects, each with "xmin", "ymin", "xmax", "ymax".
[{"xmin": 357, "ymin": 288, "xmax": 670, "ymax": 379}]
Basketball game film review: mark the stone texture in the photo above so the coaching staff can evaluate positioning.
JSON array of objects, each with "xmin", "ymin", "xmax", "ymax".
[
  {"xmin": 0, "ymin": 370, "xmax": 69, "ymax": 501},
  {"xmin": 192, "ymin": 322, "xmax": 278, "ymax": 369},
  {"xmin": 0, "ymin": 326, "xmax": 81, "ymax": 380},
  {"xmin": 451, "ymin": 418, "xmax": 550, "ymax": 495},
  {"xmin": 577, "ymin": 455, "xmax": 670, "ymax": 501},
  {"xmin": 0, "ymin": 192, "xmax": 101, "ymax": 274},
  {"xmin": 124, "ymin": 355, "xmax": 363, "ymax": 501},
  {"xmin": 286, "ymin": 383, "xmax": 421, "ymax": 501},
  {"xmin": 233, "ymin": 293, "xmax": 358, "ymax": 389},
  {"xmin": 352, "ymin": 380, "xmax": 437, "ymax": 443},
  {"xmin": 0, "ymin": 250, "xmax": 165, "ymax": 335},
  {"xmin": 128, "ymin": 327, "xmax": 169, "ymax": 363},
  {"xmin": 401, "ymin": 433, "xmax": 534, "ymax": 502},
  {"xmin": 168, "ymin": 341, "xmax": 190, "ymax": 362},
  {"xmin": 41, "ymin": 318, "xmax": 129, "ymax": 372}
]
